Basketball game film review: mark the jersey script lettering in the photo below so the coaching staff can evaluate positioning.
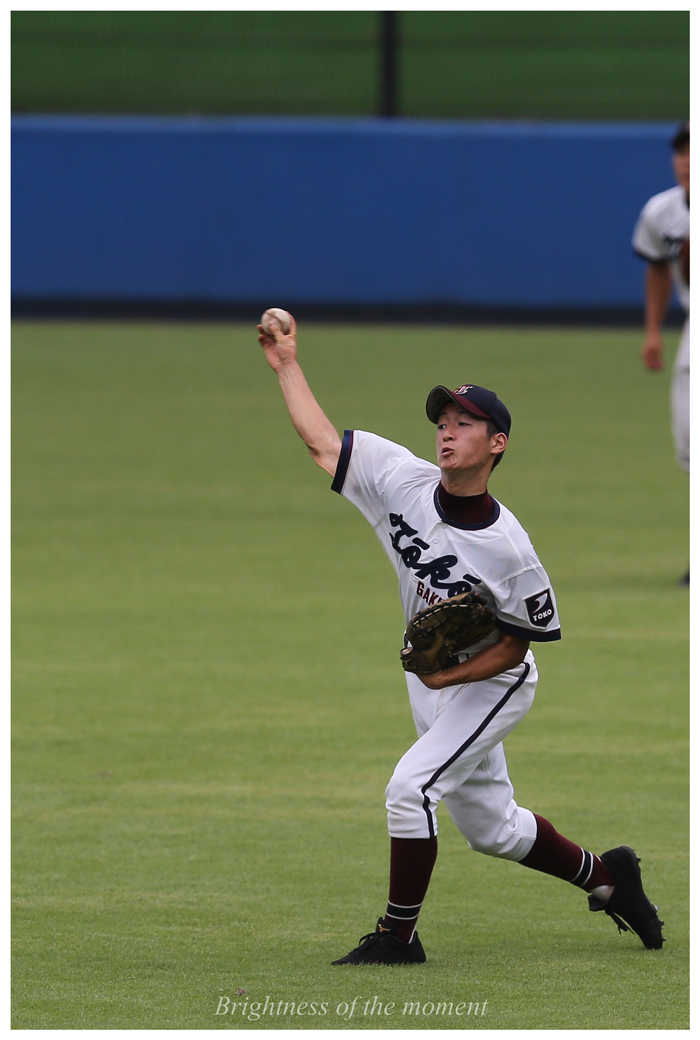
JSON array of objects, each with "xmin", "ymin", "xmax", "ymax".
[{"xmin": 389, "ymin": 512, "xmax": 482, "ymax": 597}]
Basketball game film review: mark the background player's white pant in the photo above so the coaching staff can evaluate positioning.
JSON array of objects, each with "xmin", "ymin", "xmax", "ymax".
[
  {"xmin": 386, "ymin": 653, "xmax": 538, "ymax": 861},
  {"xmin": 672, "ymin": 318, "xmax": 690, "ymax": 473}
]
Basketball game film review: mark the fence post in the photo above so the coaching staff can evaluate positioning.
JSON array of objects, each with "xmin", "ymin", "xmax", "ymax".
[{"xmin": 379, "ymin": 11, "xmax": 399, "ymax": 117}]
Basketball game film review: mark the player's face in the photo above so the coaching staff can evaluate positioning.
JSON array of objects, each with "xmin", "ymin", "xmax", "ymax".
[
  {"xmin": 673, "ymin": 144, "xmax": 690, "ymax": 193},
  {"xmin": 435, "ymin": 403, "xmax": 502, "ymax": 476}
]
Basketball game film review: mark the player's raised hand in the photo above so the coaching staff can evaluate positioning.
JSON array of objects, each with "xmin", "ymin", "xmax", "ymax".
[
  {"xmin": 257, "ymin": 312, "xmax": 298, "ymax": 372},
  {"xmin": 256, "ymin": 311, "xmax": 341, "ymax": 475}
]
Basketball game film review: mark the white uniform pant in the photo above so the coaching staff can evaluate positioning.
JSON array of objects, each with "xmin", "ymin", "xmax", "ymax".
[
  {"xmin": 386, "ymin": 651, "xmax": 538, "ymax": 862},
  {"xmin": 672, "ymin": 318, "xmax": 690, "ymax": 473}
]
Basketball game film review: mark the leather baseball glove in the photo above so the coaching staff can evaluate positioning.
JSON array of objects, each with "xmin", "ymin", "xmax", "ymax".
[{"xmin": 400, "ymin": 591, "xmax": 496, "ymax": 674}]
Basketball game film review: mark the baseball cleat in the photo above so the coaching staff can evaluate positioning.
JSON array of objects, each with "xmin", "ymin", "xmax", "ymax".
[
  {"xmin": 588, "ymin": 846, "xmax": 665, "ymax": 950},
  {"xmin": 331, "ymin": 918, "xmax": 426, "ymax": 965}
]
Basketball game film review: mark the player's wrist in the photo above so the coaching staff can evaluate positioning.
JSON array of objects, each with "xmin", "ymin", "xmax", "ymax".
[
  {"xmin": 418, "ymin": 670, "xmax": 447, "ymax": 689},
  {"xmin": 272, "ymin": 355, "xmax": 301, "ymax": 380},
  {"xmin": 431, "ymin": 662, "xmax": 472, "ymax": 688}
]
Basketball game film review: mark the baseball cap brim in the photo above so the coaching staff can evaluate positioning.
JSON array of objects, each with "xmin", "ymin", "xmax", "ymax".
[{"xmin": 426, "ymin": 386, "xmax": 491, "ymax": 424}]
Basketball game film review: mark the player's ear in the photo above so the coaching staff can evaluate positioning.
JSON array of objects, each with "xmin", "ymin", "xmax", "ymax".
[{"xmin": 491, "ymin": 432, "xmax": 508, "ymax": 454}]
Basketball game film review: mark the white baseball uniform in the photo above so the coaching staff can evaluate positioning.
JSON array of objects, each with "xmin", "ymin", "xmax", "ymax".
[
  {"xmin": 332, "ymin": 430, "xmax": 561, "ymax": 861},
  {"xmin": 633, "ymin": 184, "xmax": 690, "ymax": 472}
]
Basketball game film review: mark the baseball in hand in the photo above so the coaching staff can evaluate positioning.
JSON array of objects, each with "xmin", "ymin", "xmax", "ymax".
[{"xmin": 261, "ymin": 308, "xmax": 292, "ymax": 335}]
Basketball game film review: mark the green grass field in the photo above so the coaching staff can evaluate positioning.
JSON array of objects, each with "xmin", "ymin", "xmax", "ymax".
[{"xmin": 12, "ymin": 321, "xmax": 688, "ymax": 1029}]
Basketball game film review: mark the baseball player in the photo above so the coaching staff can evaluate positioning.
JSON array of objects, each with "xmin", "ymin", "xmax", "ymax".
[
  {"xmin": 258, "ymin": 314, "xmax": 664, "ymax": 965},
  {"xmin": 632, "ymin": 121, "xmax": 689, "ymax": 581}
]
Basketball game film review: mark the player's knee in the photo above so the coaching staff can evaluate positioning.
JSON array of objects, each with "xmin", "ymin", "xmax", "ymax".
[
  {"xmin": 385, "ymin": 770, "xmax": 434, "ymax": 838},
  {"xmin": 466, "ymin": 833, "xmax": 504, "ymax": 857},
  {"xmin": 466, "ymin": 813, "xmax": 536, "ymax": 861},
  {"xmin": 385, "ymin": 768, "xmax": 423, "ymax": 817}
]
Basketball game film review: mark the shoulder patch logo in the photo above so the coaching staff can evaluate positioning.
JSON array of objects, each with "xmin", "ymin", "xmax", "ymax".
[{"xmin": 524, "ymin": 589, "xmax": 554, "ymax": 628}]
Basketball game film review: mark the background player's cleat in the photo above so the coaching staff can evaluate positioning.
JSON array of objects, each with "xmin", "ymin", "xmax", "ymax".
[
  {"xmin": 331, "ymin": 918, "xmax": 426, "ymax": 965},
  {"xmin": 588, "ymin": 845, "xmax": 665, "ymax": 949}
]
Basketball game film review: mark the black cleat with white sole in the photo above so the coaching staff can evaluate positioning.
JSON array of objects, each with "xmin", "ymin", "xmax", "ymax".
[
  {"xmin": 588, "ymin": 845, "xmax": 665, "ymax": 950},
  {"xmin": 331, "ymin": 918, "xmax": 426, "ymax": 965}
]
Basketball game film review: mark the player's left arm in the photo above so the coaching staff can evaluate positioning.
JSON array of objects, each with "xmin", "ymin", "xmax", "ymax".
[{"xmin": 416, "ymin": 631, "xmax": 530, "ymax": 690}]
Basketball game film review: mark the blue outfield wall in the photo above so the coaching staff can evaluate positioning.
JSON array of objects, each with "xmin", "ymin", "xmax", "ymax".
[{"xmin": 12, "ymin": 115, "xmax": 678, "ymax": 309}]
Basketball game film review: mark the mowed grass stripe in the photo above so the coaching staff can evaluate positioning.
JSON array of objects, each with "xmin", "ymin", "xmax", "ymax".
[{"xmin": 13, "ymin": 322, "xmax": 687, "ymax": 1028}]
